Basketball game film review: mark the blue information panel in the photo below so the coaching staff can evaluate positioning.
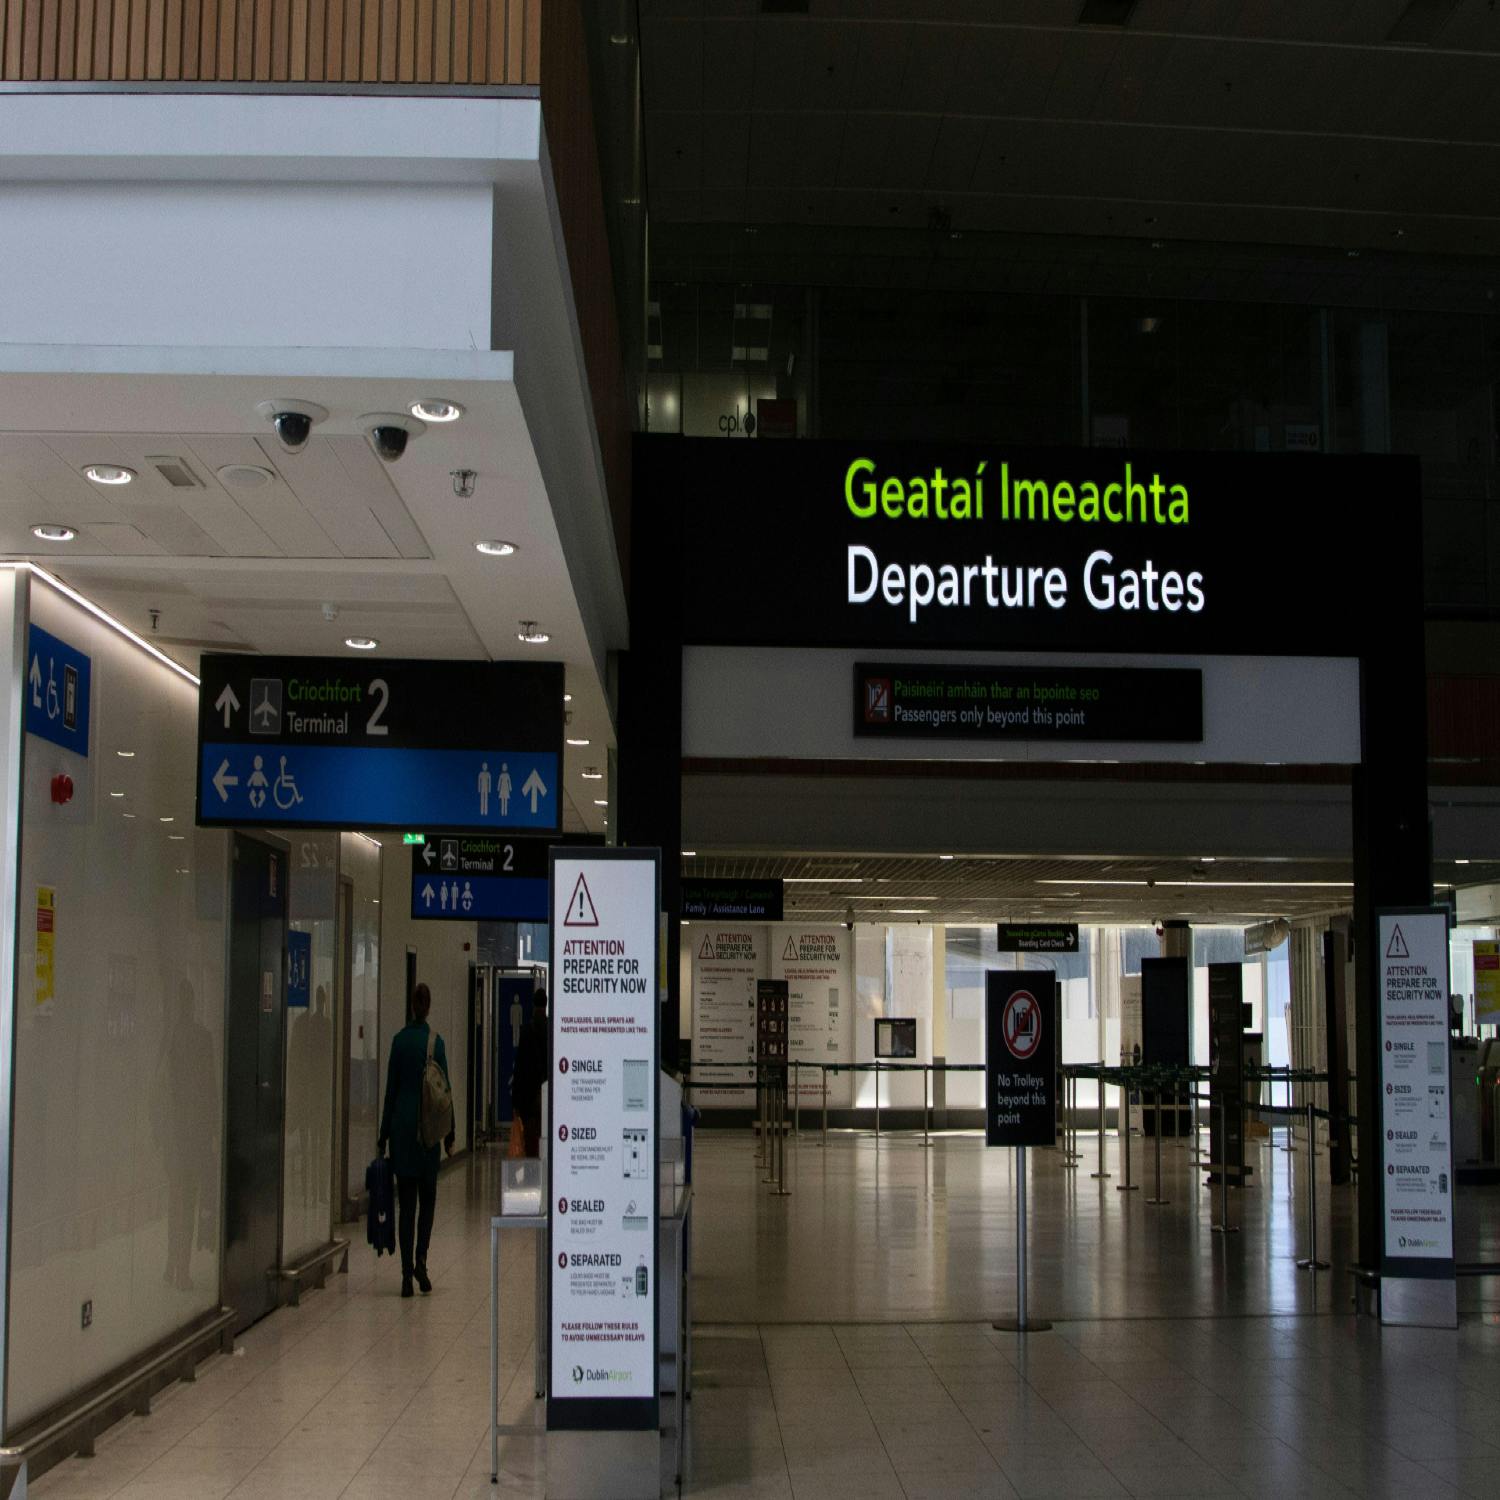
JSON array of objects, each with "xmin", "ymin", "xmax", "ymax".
[
  {"xmin": 25, "ymin": 625, "xmax": 91, "ymax": 757},
  {"xmin": 287, "ymin": 930, "xmax": 311, "ymax": 1009},
  {"xmin": 199, "ymin": 744, "xmax": 559, "ymax": 831},
  {"xmin": 413, "ymin": 873, "xmax": 548, "ymax": 921}
]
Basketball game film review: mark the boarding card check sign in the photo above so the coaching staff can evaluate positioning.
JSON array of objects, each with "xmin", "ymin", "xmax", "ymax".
[
  {"xmin": 548, "ymin": 849, "xmax": 660, "ymax": 1432},
  {"xmin": 195, "ymin": 656, "xmax": 562, "ymax": 833},
  {"xmin": 1377, "ymin": 910, "xmax": 1454, "ymax": 1265},
  {"xmin": 984, "ymin": 972, "xmax": 1057, "ymax": 1149}
]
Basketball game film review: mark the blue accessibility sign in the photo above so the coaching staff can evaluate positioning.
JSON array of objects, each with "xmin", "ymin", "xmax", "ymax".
[
  {"xmin": 412, "ymin": 873, "xmax": 548, "ymax": 922},
  {"xmin": 25, "ymin": 625, "xmax": 91, "ymax": 757},
  {"xmin": 198, "ymin": 744, "xmax": 559, "ymax": 831}
]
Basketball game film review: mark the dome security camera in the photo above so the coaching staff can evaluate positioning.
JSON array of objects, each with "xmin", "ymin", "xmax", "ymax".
[
  {"xmin": 255, "ymin": 399, "xmax": 328, "ymax": 455},
  {"xmin": 358, "ymin": 413, "xmax": 425, "ymax": 464}
]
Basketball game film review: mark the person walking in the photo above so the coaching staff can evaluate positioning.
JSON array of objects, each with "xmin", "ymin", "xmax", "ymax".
[
  {"xmin": 511, "ymin": 989, "xmax": 549, "ymax": 1158},
  {"xmin": 378, "ymin": 982, "xmax": 455, "ymax": 1297}
]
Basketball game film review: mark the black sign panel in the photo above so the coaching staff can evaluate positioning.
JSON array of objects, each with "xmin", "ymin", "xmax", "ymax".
[
  {"xmin": 681, "ymin": 878, "xmax": 784, "ymax": 921},
  {"xmin": 874, "ymin": 1017, "xmax": 917, "ymax": 1059},
  {"xmin": 855, "ymin": 663, "xmax": 1201, "ymax": 742},
  {"xmin": 1208, "ymin": 962, "xmax": 1246, "ymax": 1180},
  {"xmin": 653, "ymin": 437, "xmax": 1417, "ymax": 657},
  {"xmin": 997, "ymin": 923, "xmax": 1079, "ymax": 954},
  {"xmin": 196, "ymin": 656, "xmax": 564, "ymax": 833},
  {"xmin": 985, "ymin": 972, "xmax": 1057, "ymax": 1148},
  {"xmin": 756, "ymin": 980, "xmax": 789, "ymax": 1067}
]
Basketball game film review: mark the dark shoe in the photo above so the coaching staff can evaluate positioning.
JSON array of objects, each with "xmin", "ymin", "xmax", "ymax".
[
  {"xmin": 400, "ymin": 1276, "xmax": 414, "ymax": 1299},
  {"xmin": 415, "ymin": 1264, "xmax": 432, "ymax": 1295}
]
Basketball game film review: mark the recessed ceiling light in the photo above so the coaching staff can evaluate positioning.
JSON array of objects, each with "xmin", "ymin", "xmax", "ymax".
[
  {"xmin": 475, "ymin": 540, "xmax": 517, "ymax": 557},
  {"xmin": 1201, "ymin": 856, "xmax": 1217, "ymax": 863},
  {"xmin": 116, "ymin": 749, "xmax": 135, "ymax": 758},
  {"xmin": 563, "ymin": 693, "xmax": 572, "ymax": 703},
  {"xmin": 939, "ymin": 854, "xmax": 954, "ymax": 861},
  {"xmin": 32, "ymin": 524, "xmax": 77, "ymax": 542},
  {"xmin": 168, "ymin": 834, "xmax": 185, "ymax": 841},
  {"xmin": 84, "ymin": 464, "xmax": 135, "ymax": 486},
  {"xmin": 410, "ymin": 398, "xmax": 463, "ymax": 423},
  {"xmin": 567, "ymin": 737, "xmax": 590, "ymax": 747},
  {"xmin": 682, "ymin": 850, "xmax": 697, "ymax": 857},
  {"xmin": 159, "ymin": 815, "xmax": 174, "ymax": 823},
  {"xmin": 1455, "ymin": 858, "xmax": 1471, "ymax": 865},
  {"xmin": 216, "ymin": 463, "xmax": 276, "ymax": 490},
  {"xmin": 581, "ymin": 767, "xmax": 603, "ymax": 780},
  {"xmin": 109, "ymin": 791, "xmax": 125, "ymax": 798},
  {"xmin": 122, "ymin": 812, "xmax": 136, "ymax": 819},
  {"xmin": 517, "ymin": 621, "xmax": 550, "ymax": 644},
  {"xmin": 593, "ymin": 798, "xmax": 609, "ymax": 806},
  {"xmin": 344, "ymin": 636, "xmax": 379, "ymax": 651}
]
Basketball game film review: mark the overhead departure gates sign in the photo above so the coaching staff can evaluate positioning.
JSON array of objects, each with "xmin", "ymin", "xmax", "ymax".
[
  {"xmin": 659, "ymin": 438, "xmax": 1416, "ymax": 655},
  {"xmin": 855, "ymin": 663, "xmax": 1201, "ymax": 742},
  {"xmin": 195, "ymin": 656, "xmax": 563, "ymax": 833}
]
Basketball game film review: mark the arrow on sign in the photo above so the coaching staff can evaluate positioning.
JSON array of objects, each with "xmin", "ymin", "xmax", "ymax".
[
  {"xmin": 420, "ymin": 882, "xmax": 435, "ymax": 909},
  {"xmin": 522, "ymin": 768, "xmax": 548, "ymax": 813},
  {"xmin": 215, "ymin": 684, "xmax": 240, "ymax": 729},
  {"xmin": 422, "ymin": 844, "xmax": 436, "ymax": 867},
  {"xmin": 28, "ymin": 655, "xmax": 40, "ymax": 708},
  {"xmin": 212, "ymin": 759, "xmax": 239, "ymax": 803}
]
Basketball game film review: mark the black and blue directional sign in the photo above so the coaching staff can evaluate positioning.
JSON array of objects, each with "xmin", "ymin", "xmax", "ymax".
[
  {"xmin": 195, "ymin": 656, "xmax": 563, "ymax": 834},
  {"xmin": 410, "ymin": 835, "xmax": 549, "ymax": 921},
  {"xmin": 25, "ymin": 624, "xmax": 91, "ymax": 757}
]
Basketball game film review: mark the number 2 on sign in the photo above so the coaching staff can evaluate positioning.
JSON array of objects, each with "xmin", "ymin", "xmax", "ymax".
[{"xmin": 366, "ymin": 678, "xmax": 389, "ymax": 736}]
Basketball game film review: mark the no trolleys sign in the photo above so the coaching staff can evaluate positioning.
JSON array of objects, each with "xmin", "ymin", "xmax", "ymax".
[{"xmin": 548, "ymin": 848, "xmax": 661, "ymax": 1431}]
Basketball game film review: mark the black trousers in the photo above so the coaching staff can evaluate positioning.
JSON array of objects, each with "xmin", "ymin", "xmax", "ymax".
[{"xmin": 396, "ymin": 1173, "xmax": 437, "ymax": 1276}]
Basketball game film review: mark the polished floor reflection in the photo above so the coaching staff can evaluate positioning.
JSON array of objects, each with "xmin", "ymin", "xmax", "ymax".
[{"xmin": 26, "ymin": 1137, "xmax": 1500, "ymax": 1500}]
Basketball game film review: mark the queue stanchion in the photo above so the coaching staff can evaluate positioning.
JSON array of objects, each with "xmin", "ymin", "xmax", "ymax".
[
  {"xmin": 821, "ymin": 1066, "xmax": 829, "ymax": 1147},
  {"xmin": 1061, "ymin": 1072, "xmax": 1078, "ymax": 1168},
  {"xmin": 1211, "ymin": 1095, "xmax": 1238, "ymax": 1234},
  {"xmin": 793, "ymin": 1060, "xmax": 801, "ymax": 1142},
  {"xmin": 1146, "ymin": 1084, "xmax": 1170, "ymax": 1205},
  {"xmin": 874, "ymin": 1064, "xmax": 881, "ymax": 1142},
  {"xmin": 1091, "ymin": 1069, "xmax": 1111, "ymax": 1180},
  {"xmin": 1116, "ymin": 1072, "xmax": 1138, "ymax": 1191},
  {"xmin": 1296, "ymin": 1099, "xmax": 1328, "ymax": 1270},
  {"xmin": 922, "ymin": 1065, "xmax": 933, "ymax": 1149},
  {"xmin": 773, "ymin": 1073, "xmax": 791, "ymax": 1197}
]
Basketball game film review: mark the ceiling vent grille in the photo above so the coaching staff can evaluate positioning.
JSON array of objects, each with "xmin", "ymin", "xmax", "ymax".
[
  {"xmin": 1078, "ymin": 0, "xmax": 1137, "ymax": 22},
  {"xmin": 146, "ymin": 455, "xmax": 204, "ymax": 489}
]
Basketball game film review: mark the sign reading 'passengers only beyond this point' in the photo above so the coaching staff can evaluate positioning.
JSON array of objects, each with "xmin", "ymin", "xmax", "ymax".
[
  {"xmin": 195, "ymin": 656, "xmax": 562, "ymax": 833},
  {"xmin": 855, "ymin": 663, "xmax": 1202, "ymax": 742}
]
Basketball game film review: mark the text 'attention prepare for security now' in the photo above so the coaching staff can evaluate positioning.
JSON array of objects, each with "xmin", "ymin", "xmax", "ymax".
[{"xmin": 842, "ymin": 456, "xmax": 1206, "ymax": 625}]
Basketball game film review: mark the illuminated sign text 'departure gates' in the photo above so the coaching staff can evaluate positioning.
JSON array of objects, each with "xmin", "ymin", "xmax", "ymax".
[
  {"xmin": 664, "ymin": 439, "xmax": 1414, "ymax": 657},
  {"xmin": 843, "ymin": 455, "xmax": 1201, "ymax": 627}
]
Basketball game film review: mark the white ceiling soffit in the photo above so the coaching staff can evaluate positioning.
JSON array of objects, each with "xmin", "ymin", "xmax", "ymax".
[
  {"xmin": 640, "ymin": 0, "xmax": 1500, "ymax": 258},
  {"xmin": 0, "ymin": 352, "xmax": 617, "ymax": 836}
]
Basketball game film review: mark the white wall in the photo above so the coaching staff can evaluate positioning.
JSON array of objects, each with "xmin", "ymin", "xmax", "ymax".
[
  {"xmin": 9, "ymin": 575, "xmax": 228, "ymax": 1431},
  {"xmin": 341, "ymin": 833, "xmax": 383, "ymax": 1201},
  {"xmin": 378, "ymin": 851, "xmax": 475, "ymax": 1153},
  {"xmin": 282, "ymin": 833, "xmax": 337, "ymax": 1265},
  {"xmin": 683, "ymin": 646, "xmax": 1361, "ymax": 765}
]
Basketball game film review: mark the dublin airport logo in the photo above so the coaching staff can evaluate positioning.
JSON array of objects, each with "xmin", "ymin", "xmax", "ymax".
[{"xmin": 572, "ymin": 1365, "xmax": 585, "ymax": 1384}]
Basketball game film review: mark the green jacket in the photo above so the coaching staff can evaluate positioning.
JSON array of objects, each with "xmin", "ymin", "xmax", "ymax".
[{"xmin": 379, "ymin": 1022, "xmax": 452, "ymax": 1179}]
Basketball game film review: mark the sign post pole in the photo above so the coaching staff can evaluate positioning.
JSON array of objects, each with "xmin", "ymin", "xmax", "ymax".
[{"xmin": 986, "ymin": 972, "xmax": 1055, "ymax": 1335}]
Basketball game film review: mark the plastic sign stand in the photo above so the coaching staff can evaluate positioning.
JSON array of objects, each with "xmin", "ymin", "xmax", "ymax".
[
  {"xmin": 1376, "ymin": 908, "xmax": 1457, "ymax": 1329},
  {"xmin": 985, "ymin": 971, "xmax": 1056, "ymax": 1333},
  {"xmin": 546, "ymin": 848, "xmax": 661, "ymax": 1500}
]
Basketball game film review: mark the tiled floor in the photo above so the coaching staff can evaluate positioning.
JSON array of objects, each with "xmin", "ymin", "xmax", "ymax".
[{"xmin": 28, "ymin": 1134, "xmax": 1500, "ymax": 1499}]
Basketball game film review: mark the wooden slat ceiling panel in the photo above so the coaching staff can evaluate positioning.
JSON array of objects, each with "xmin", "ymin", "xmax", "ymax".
[{"xmin": 0, "ymin": 0, "xmax": 539, "ymax": 80}]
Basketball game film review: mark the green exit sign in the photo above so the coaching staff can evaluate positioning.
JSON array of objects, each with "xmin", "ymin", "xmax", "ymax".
[{"xmin": 402, "ymin": 833, "xmax": 426, "ymax": 845}]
